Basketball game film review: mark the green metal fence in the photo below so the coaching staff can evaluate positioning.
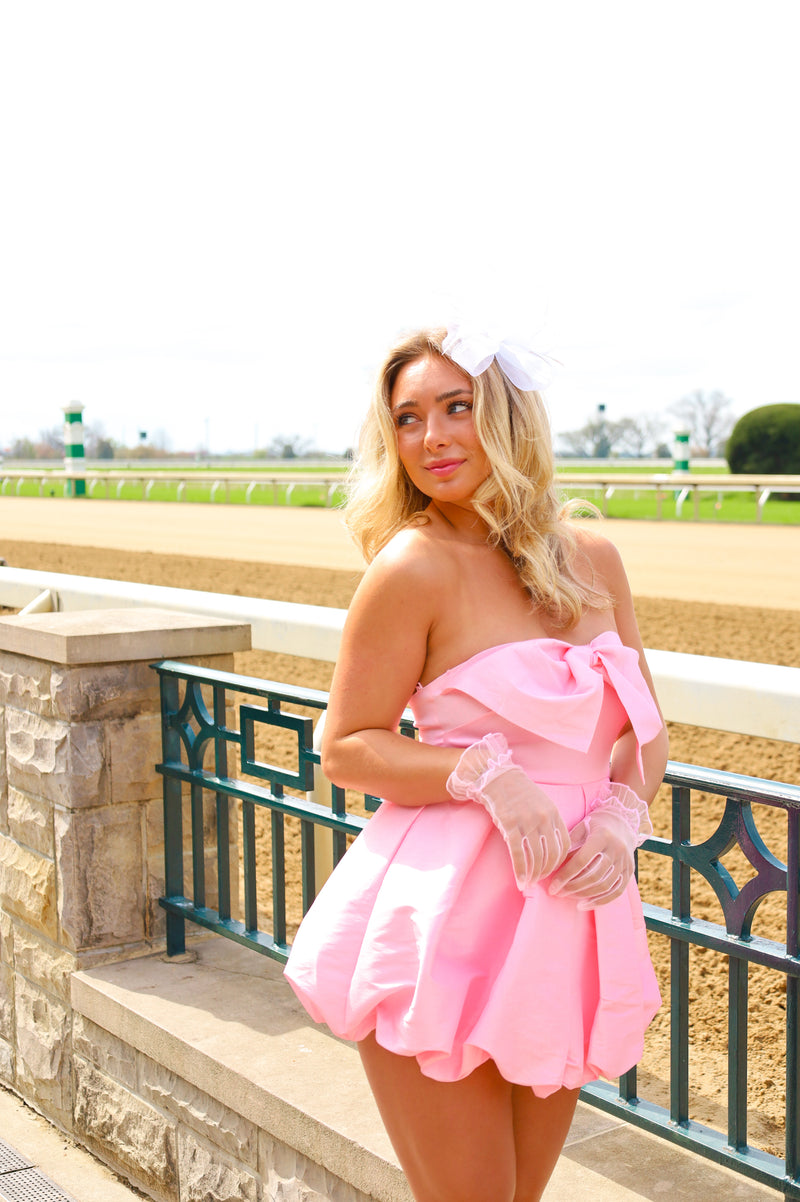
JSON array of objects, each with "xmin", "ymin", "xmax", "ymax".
[
  {"xmin": 155, "ymin": 659, "xmax": 800, "ymax": 1198},
  {"xmin": 582, "ymin": 765, "xmax": 800, "ymax": 1197}
]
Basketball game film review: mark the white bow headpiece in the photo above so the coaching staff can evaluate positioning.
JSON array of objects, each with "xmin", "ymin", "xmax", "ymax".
[{"xmin": 442, "ymin": 325, "xmax": 558, "ymax": 392}]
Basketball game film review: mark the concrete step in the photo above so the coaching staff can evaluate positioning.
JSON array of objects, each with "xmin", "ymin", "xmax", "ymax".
[{"xmin": 70, "ymin": 938, "xmax": 779, "ymax": 1201}]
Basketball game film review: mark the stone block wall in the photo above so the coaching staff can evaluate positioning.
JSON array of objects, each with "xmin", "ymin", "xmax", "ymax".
[
  {"xmin": 0, "ymin": 608, "xmax": 250, "ymax": 1135},
  {"xmin": 0, "ymin": 606, "xmax": 405, "ymax": 1202},
  {"xmin": 71, "ymin": 1006, "xmax": 381, "ymax": 1202},
  {"xmin": 69, "ymin": 933, "xmax": 410, "ymax": 1202}
]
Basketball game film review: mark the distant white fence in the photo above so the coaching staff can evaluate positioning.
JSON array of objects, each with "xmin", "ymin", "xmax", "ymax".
[
  {"xmin": 558, "ymin": 472, "xmax": 800, "ymax": 520},
  {"xmin": 1, "ymin": 565, "xmax": 798, "ymax": 745},
  {"xmin": 3, "ymin": 470, "xmax": 800, "ymax": 519},
  {"xmin": 0, "ymin": 470, "xmax": 344, "ymax": 506}
]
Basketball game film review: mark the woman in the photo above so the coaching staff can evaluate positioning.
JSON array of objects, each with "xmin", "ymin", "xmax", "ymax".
[{"xmin": 285, "ymin": 326, "xmax": 668, "ymax": 1202}]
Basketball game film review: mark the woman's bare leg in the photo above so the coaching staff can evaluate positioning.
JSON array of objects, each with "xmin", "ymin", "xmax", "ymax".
[
  {"xmin": 359, "ymin": 1033, "xmax": 516, "ymax": 1202},
  {"xmin": 358, "ymin": 1033, "xmax": 579, "ymax": 1202},
  {"xmin": 511, "ymin": 1083, "xmax": 580, "ymax": 1201}
]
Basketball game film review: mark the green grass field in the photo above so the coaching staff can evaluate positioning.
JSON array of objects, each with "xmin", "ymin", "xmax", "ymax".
[
  {"xmin": 560, "ymin": 462, "xmax": 728, "ymax": 477},
  {"xmin": 559, "ymin": 484, "xmax": 800, "ymax": 524},
  {"xmin": 3, "ymin": 465, "xmax": 799, "ymax": 523},
  {"xmin": 4, "ymin": 474, "xmax": 348, "ymax": 508}
]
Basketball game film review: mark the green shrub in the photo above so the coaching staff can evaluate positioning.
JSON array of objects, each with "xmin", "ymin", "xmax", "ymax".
[{"xmin": 727, "ymin": 404, "xmax": 800, "ymax": 475}]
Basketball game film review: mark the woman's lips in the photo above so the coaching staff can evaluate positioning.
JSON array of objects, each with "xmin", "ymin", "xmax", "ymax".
[{"xmin": 427, "ymin": 459, "xmax": 464, "ymax": 477}]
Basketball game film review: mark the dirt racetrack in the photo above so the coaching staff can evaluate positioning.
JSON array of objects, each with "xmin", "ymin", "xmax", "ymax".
[
  {"xmin": 4, "ymin": 495, "xmax": 800, "ymax": 609},
  {"xmin": 2, "ymin": 503, "xmax": 800, "ymax": 1158}
]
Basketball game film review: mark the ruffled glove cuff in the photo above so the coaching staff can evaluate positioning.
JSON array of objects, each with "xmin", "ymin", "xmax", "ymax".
[
  {"xmin": 585, "ymin": 781, "xmax": 652, "ymax": 848},
  {"xmin": 446, "ymin": 733, "xmax": 515, "ymax": 800}
]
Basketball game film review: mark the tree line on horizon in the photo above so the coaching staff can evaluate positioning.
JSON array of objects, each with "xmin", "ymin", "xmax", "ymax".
[
  {"xmin": 1, "ymin": 425, "xmax": 328, "ymax": 463},
  {"xmin": 556, "ymin": 389, "xmax": 735, "ymax": 459},
  {"xmin": 5, "ymin": 392, "xmax": 799, "ymax": 470},
  {"xmin": 559, "ymin": 392, "xmax": 800, "ymax": 477}
]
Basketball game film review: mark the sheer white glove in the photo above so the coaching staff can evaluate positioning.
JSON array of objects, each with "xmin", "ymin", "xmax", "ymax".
[
  {"xmin": 446, "ymin": 733, "xmax": 569, "ymax": 889},
  {"xmin": 547, "ymin": 782, "xmax": 652, "ymax": 910}
]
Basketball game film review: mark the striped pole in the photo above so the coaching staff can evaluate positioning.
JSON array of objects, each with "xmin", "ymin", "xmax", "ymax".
[
  {"xmin": 673, "ymin": 427, "xmax": 691, "ymax": 475},
  {"xmin": 63, "ymin": 402, "xmax": 86, "ymax": 496}
]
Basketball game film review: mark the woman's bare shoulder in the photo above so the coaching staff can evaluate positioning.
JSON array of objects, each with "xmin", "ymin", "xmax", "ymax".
[
  {"xmin": 567, "ymin": 522, "xmax": 626, "ymax": 592},
  {"xmin": 572, "ymin": 523, "xmax": 623, "ymax": 565},
  {"xmin": 369, "ymin": 522, "xmax": 457, "ymax": 587},
  {"xmin": 333, "ymin": 522, "xmax": 453, "ymax": 712},
  {"xmin": 345, "ymin": 524, "xmax": 452, "ymax": 630}
]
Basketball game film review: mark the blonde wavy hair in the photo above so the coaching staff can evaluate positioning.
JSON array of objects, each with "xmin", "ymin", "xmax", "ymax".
[{"xmin": 345, "ymin": 327, "xmax": 609, "ymax": 626}]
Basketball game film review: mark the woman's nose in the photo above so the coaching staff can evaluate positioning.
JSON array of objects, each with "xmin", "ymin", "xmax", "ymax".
[{"xmin": 423, "ymin": 415, "xmax": 448, "ymax": 449}]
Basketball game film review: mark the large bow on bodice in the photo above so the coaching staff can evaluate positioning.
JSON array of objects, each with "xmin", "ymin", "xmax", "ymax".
[{"xmin": 414, "ymin": 632, "xmax": 663, "ymax": 778}]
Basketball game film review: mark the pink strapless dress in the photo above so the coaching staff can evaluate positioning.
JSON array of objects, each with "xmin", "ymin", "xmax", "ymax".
[{"xmin": 284, "ymin": 631, "xmax": 664, "ymax": 1097}]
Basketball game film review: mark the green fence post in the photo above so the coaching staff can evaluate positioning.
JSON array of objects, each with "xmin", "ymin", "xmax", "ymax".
[
  {"xmin": 672, "ymin": 427, "xmax": 690, "ymax": 475},
  {"xmin": 63, "ymin": 401, "xmax": 86, "ymax": 496}
]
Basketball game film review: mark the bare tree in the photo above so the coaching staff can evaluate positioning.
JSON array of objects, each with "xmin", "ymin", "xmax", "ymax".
[
  {"xmin": 558, "ymin": 419, "xmax": 605, "ymax": 457},
  {"xmin": 261, "ymin": 434, "xmax": 314, "ymax": 460},
  {"xmin": 671, "ymin": 389, "xmax": 734, "ymax": 457},
  {"xmin": 557, "ymin": 417, "xmax": 640, "ymax": 458},
  {"xmin": 32, "ymin": 425, "xmax": 64, "ymax": 458},
  {"xmin": 614, "ymin": 413, "xmax": 670, "ymax": 458},
  {"xmin": 84, "ymin": 421, "xmax": 116, "ymax": 459},
  {"xmin": 7, "ymin": 436, "xmax": 36, "ymax": 459}
]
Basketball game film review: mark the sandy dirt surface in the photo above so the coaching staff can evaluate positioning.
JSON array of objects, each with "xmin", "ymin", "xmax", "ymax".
[
  {"xmin": 2, "ymin": 524, "xmax": 800, "ymax": 1158},
  {"xmin": 3, "ymin": 495, "xmax": 800, "ymax": 608}
]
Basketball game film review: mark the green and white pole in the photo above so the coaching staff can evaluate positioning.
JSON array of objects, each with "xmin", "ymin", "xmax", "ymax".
[
  {"xmin": 63, "ymin": 402, "xmax": 86, "ymax": 496},
  {"xmin": 673, "ymin": 427, "xmax": 691, "ymax": 475}
]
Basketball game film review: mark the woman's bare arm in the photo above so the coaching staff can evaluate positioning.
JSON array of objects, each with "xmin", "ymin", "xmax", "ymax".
[
  {"xmin": 321, "ymin": 532, "xmax": 463, "ymax": 806},
  {"xmin": 585, "ymin": 533, "xmax": 669, "ymax": 801}
]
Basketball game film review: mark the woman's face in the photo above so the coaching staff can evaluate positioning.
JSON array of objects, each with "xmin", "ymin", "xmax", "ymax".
[{"xmin": 390, "ymin": 354, "xmax": 491, "ymax": 507}]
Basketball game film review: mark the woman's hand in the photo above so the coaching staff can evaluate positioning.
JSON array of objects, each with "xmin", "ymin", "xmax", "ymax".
[
  {"xmin": 547, "ymin": 783, "xmax": 652, "ymax": 909},
  {"xmin": 447, "ymin": 734, "xmax": 569, "ymax": 888}
]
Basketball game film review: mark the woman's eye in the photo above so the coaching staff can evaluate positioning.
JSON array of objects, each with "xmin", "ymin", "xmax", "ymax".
[
  {"xmin": 449, "ymin": 400, "xmax": 472, "ymax": 414},
  {"xmin": 395, "ymin": 412, "xmax": 417, "ymax": 427}
]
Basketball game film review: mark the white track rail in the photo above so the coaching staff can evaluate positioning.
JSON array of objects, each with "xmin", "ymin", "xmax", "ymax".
[
  {"xmin": 0, "ymin": 566, "xmax": 345, "ymax": 663},
  {"xmin": 1, "ymin": 565, "xmax": 798, "ymax": 743}
]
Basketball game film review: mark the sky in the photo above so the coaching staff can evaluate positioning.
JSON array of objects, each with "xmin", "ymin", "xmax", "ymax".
[{"xmin": 1, "ymin": 0, "xmax": 798, "ymax": 457}]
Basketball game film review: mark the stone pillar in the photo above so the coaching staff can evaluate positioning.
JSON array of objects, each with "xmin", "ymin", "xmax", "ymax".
[{"xmin": 0, "ymin": 607, "xmax": 250, "ymax": 1130}]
